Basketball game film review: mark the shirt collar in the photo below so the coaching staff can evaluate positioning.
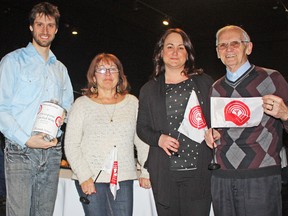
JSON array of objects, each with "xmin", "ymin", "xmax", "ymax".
[
  {"xmin": 226, "ymin": 61, "xmax": 251, "ymax": 82},
  {"xmin": 25, "ymin": 42, "xmax": 57, "ymax": 64}
]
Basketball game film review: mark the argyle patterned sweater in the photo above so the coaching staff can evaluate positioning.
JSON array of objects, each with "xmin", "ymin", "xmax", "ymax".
[{"xmin": 211, "ymin": 65, "xmax": 288, "ymax": 178}]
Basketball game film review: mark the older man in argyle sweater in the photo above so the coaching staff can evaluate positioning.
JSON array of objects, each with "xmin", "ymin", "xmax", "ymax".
[{"xmin": 205, "ymin": 25, "xmax": 288, "ymax": 216}]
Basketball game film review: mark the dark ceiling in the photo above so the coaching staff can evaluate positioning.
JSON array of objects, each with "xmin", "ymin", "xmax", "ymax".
[{"xmin": 1, "ymin": 0, "xmax": 288, "ymax": 96}]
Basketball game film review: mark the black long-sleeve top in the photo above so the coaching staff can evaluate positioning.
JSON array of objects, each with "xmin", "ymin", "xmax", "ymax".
[{"xmin": 137, "ymin": 73, "xmax": 214, "ymax": 207}]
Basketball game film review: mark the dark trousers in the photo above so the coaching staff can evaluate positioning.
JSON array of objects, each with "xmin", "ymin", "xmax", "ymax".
[
  {"xmin": 155, "ymin": 171, "xmax": 211, "ymax": 216},
  {"xmin": 211, "ymin": 174, "xmax": 282, "ymax": 216}
]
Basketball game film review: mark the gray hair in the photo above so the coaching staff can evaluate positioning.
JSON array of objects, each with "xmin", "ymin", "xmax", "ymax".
[{"xmin": 216, "ymin": 25, "xmax": 251, "ymax": 45}]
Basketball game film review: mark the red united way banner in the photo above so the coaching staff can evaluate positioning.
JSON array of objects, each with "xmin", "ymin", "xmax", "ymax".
[
  {"xmin": 211, "ymin": 97, "xmax": 263, "ymax": 128},
  {"xmin": 110, "ymin": 160, "xmax": 118, "ymax": 199},
  {"xmin": 178, "ymin": 90, "xmax": 207, "ymax": 143},
  {"xmin": 102, "ymin": 146, "xmax": 119, "ymax": 199}
]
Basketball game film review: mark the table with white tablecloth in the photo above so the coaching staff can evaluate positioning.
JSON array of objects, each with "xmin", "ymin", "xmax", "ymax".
[{"xmin": 53, "ymin": 169, "xmax": 214, "ymax": 216}]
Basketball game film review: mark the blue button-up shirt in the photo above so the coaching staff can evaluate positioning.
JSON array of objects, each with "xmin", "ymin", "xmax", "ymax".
[
  {"xmin": 226, "ymin": 61, "xmax": 251, "ymax": 82},
  {"xmin": 0, "ymin": 43, "xmax": 74, "ymax": 147}
]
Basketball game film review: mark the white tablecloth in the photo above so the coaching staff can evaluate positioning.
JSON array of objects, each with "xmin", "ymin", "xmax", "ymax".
[
  {"xmin": 53, "ymin": 169, "xmax": 84, "ymax": 216},
  {"xmin": 53, "ymin": 169, "xmax": 214, "ymax": 216},
  {"xmin": 53, "ymin": 169, "xmax": 157, "ymax": 216}
]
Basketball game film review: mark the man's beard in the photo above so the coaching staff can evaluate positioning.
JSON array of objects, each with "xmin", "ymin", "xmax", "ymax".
[{"xmin": 32, "ymin": 32, "xmax": 54, "ymax": 48}]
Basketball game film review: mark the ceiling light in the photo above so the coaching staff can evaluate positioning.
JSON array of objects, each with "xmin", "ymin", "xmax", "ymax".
[{"xmin": 162, "ymin": 18, "xmax": 169, "ymax": 26}]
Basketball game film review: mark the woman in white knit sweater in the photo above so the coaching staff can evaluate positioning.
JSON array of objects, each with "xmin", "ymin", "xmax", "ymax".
[{"xmin": 64, "ymin": 53, "xmax": 150, "ymax": 216}]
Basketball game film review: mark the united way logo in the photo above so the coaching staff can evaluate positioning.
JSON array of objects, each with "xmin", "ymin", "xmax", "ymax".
[
  {"xmin": 37, "ymin": 104, "xmax": 43, "ymax": 114},
  {"xmin": 224, "ymin": 101, "xmax": 250, "ymax": 126},
  {"xmin": 55, "ymin": 116, "xmax": 62, "ymax": 127},
  {"xmin": 110, "ymin": 161, "xmax": 118, "ymax": 185},
  {"xmin": 188, "ymin": 105, "xmax": 207, "ymax": 129}
]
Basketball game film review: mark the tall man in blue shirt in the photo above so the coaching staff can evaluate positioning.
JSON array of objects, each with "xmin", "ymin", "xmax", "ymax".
[{"xmin": 0, "ymin": 2, "xmax": 74, "ymax": 215}]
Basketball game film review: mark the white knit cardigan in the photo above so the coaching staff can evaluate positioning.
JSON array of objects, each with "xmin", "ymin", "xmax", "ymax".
[{"xmin": 65, "ymin": 94, "xmax": 149, "ymax": 184}]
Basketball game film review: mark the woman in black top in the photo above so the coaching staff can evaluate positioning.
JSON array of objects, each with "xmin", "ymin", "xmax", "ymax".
[{"xmin": 137, "ymin": 28, "xmax": 213, "ymax": 216}]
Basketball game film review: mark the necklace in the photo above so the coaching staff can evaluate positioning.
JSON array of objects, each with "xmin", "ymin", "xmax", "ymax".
[{"xmin": 99, "ymin": 97, "xmax": 117, "ymax": 123}]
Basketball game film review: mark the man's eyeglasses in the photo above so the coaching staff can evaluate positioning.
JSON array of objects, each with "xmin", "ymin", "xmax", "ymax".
[
  {"xmin": 216, "ymin": 40, "xmax": 249, "ymax": 50},
  {"xmin": 95, "ymin": 67, "xmax": 119, "ymax": 74}
]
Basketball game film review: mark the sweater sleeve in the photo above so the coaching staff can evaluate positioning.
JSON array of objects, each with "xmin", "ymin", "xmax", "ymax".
[
  {"xmin": 132, "ymin": 95, "xmax": 150, "ymax": 178},
  {"xmin": 64, "ymin": 97, "xmax": 94, "ymax": 184},
  {"xmin": 134, "ymin": 133, "xmax": 150, "ymax": 179}
]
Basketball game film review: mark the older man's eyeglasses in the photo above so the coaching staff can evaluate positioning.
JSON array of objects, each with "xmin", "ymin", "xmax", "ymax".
[
  {"xmin": 217, "ymin": 40, "xmax": 249, "ymax": 50},
  {"xmin": 95, "ymin": 67, "xmax": 119, "ymax": 74}
]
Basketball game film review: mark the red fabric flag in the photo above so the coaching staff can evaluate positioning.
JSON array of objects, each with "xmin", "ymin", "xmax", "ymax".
[{"xmin": 102, "ymin": 146, "xmax": 119, "ymax": 199}]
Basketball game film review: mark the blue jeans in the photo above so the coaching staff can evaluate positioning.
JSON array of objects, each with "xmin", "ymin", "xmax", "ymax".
[
  {"xmin": 4, "ymin": 139, "xmax": 62, "ymax": 216},
  {"xmin": 0, "ymin": 149, "xmax": 6, "ymax": 198},
  {"xmin": 75, "ymin": 180, "xmax": 133, "ymax": 216}
]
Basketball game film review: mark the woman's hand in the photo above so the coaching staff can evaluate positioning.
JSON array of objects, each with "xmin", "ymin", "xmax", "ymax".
[
  {"xmin": 81, "ymin": 177, "xmax": 96, "ymax": 195},
  {"xmin": 204, "ymin": 128, "xmax": 220, "ymax": 149},
  {"xmin": 139, "ymin": 178, "xmax": 151, "ymax": 189},
  {"xmin": 158, "ymin": 134, "xmax": 179, "ymax": 156}
]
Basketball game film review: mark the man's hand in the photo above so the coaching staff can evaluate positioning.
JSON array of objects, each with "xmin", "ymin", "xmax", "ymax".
[
  {"xmin": 26, "ymin": 133, "xmax": 58, "ymax": 149},
  {"xmin": 263, "ymin": 95, "xmax": 288, "ymax": 121},
  {"xmin": 204, "ymin": 128, "xmax": 220, "ymax": 149}
]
